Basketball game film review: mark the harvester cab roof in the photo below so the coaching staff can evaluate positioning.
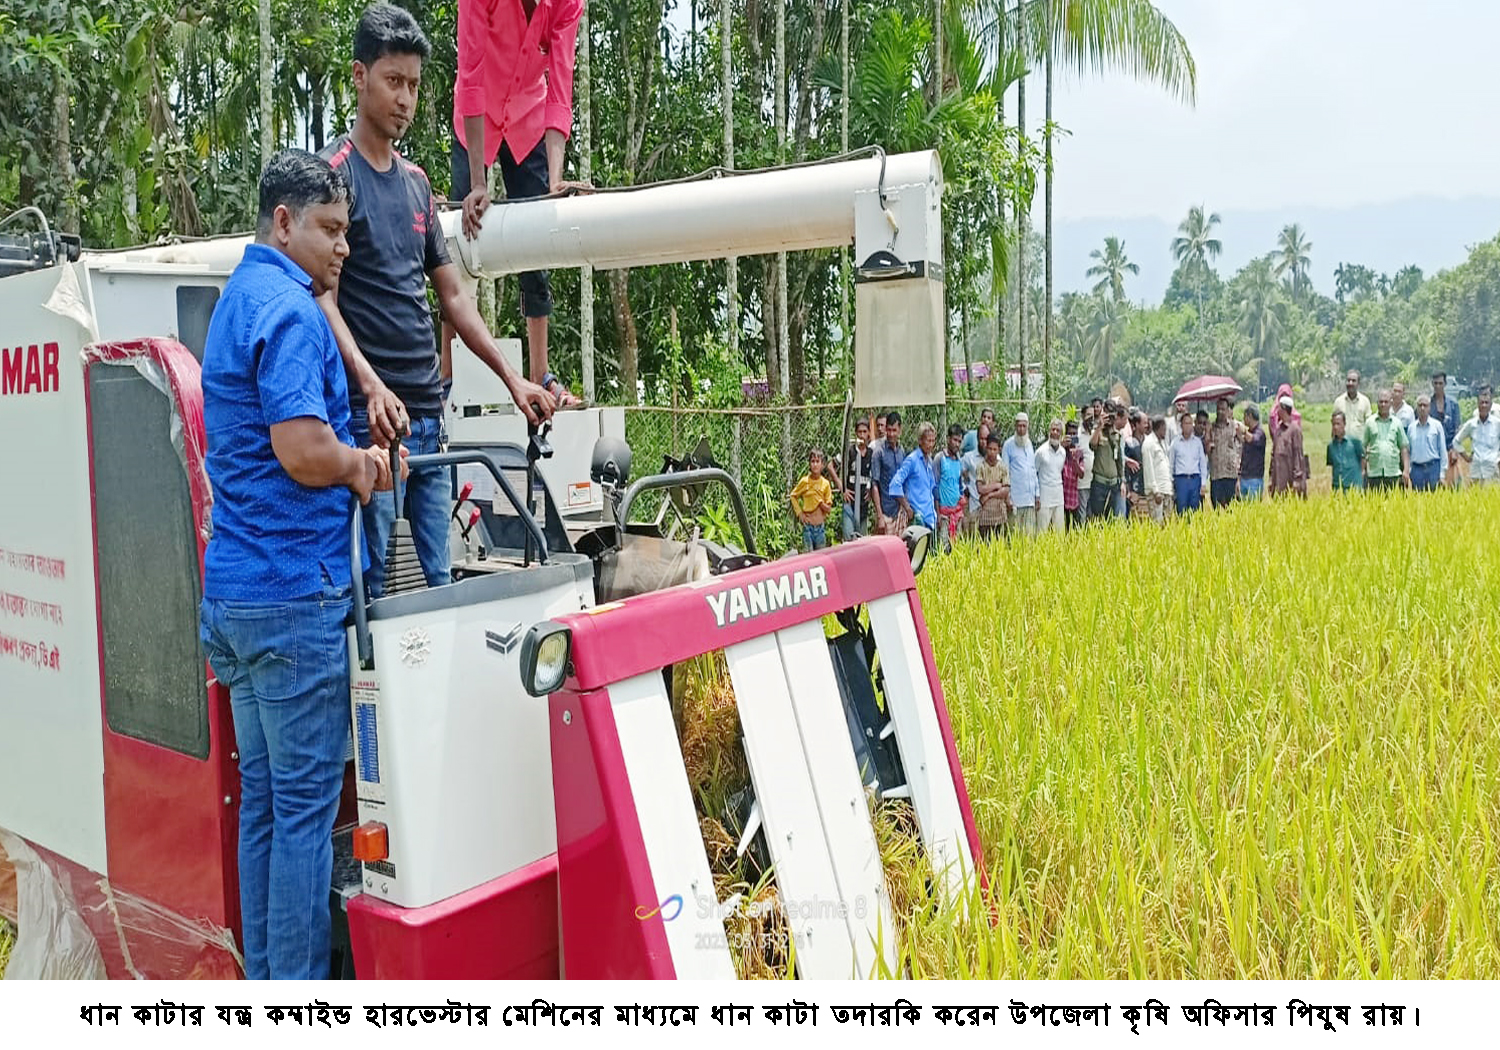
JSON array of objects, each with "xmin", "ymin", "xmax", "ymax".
[{"xmin": 0, "ymin": 151, "xmax": 984, "ymax": 980}]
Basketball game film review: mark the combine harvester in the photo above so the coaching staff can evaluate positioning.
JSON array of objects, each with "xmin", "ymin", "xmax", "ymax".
[{"xmin": 0, "ymin": 150, "xmax": 984, "ymax": 979}]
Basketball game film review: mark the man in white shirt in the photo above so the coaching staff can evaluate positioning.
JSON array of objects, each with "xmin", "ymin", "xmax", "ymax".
[
  {"xmin": 1455, "ymin": 387, "xmax": 1499, "ymax": 485},
  {"xmin": 1003, "ymin": 413, "xmax": 1040, "ymax": 535},
  {"xmin": 1077, "ymin": 416, "xmax": 1095, "ymax": 524},
  {"xmin": 1391, "ymin": 381, "xmax": 1416, "ymax": 434},
  {"xmin": 1034, "ymin": 419, "xmax": 1068, "ymax": 534},
  {"xmin": 1333, "ymin": 369, "xmax": 1373, "ymax": 438},
  {"xmin": 1142, "ymin": 415, "xmax": 1173, "ymax": 522}
]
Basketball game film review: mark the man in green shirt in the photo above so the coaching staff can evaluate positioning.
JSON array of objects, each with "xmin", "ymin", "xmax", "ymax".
[
  {"xmin": 1362, "ymin": 389, "xmax": 1410, "ymax": 491},
  {"xmin": 1327, "ymin": 410, "xmax": 1364, "ymax": 492}
]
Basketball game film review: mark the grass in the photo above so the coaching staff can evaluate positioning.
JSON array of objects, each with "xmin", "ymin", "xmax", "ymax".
[
  {"xmin": 0, "ymin": 919, "xmax": 12, "ymax": 978},
  {"xmin": 678, "ymin": 484, "xmax": 1500, "ymax": 978},
  {"xmin": 910, "ymin": 484, "xmax": 1500, "ymax": 978}
]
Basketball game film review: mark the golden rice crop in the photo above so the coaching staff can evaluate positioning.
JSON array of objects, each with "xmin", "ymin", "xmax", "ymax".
[{"xmin": 914, "ymin": 485, "xmax": 1500, "ymax": 978}]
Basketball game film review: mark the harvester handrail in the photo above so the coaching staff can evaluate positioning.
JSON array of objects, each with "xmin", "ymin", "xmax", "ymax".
[
  {"xmin": 616, "ymin": 467, "xmax": 757, "ymax": 555},
  {"xmin": 350, "ymin": 448, "xmax": 550, "ymax": 669}
]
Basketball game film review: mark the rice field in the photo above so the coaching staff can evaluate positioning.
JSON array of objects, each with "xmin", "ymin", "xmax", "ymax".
[{"xmin": 905, "ymin": 484, "xmax": 1500, "ymax": 978}]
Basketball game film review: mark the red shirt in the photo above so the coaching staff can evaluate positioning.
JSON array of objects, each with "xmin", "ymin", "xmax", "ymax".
[
  {"xmin": 454, "ymin": 0, "xmax": 582, "ymax": 166},
  {"xmin": 1062, "ymin": 448, "xmax": 1082, "ymax": 511}
]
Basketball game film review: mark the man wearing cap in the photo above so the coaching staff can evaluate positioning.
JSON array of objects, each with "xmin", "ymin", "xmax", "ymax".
[
  {"xmin": 1407, "ymin": 395, "xmax": 1447, "ymax": 492},
  {"xmin": 1003, "ymin": 413, "xmax": 1040, "ymax": 536},
  {"xmin": 1362, "ymin": 390, "xmax": 1411, "ymax": 491},
  {"xmin": 1333, "ymin": 370, "xmax": 1372, "ymax": 439},
  {"xmin": 1270, "ymin": 395, "xmax": 1307, "ymax": 497}
]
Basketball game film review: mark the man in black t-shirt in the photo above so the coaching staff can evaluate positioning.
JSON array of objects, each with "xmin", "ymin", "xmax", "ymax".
[
  {"xmin": 835, "ymin": 416, "xmax": 875, "ymax": 541},
  {"xmin": 317, "ymin": 5, "xmax": 553, "ymax": 597}
]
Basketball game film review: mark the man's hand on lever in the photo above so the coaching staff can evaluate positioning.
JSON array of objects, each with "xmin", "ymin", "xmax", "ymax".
[{"xmin": 511, "ymin": 376, "xmax": 557, "ymax": 426}]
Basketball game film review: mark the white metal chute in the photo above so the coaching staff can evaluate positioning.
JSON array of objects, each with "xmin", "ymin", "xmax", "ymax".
[{"xmin": 442, "ymin": 150, "xmax": 942, "ymax": 276}]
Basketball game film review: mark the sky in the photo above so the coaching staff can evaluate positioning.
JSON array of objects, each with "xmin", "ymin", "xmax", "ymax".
[{"xmin": 1038, "ymin": 0, "xmax": 1500, "ymax": 223}]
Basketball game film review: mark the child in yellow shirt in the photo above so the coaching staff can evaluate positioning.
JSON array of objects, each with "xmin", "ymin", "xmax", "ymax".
[{"xmin": 789, "ymin": 448, "xmax": 835, "ymax": 550}]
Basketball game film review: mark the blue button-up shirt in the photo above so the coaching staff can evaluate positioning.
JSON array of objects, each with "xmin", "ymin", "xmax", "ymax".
[
  {"xmin": 1407, "ymin": 416, "xmax": 1447, "ymax": 465},
  {"xmin": 1170, "ymin": 434, "xmax": 1207, "ymax": 478},
  {"xmin": 887, "ymin": 447, "xmax": 938, "ymax": 529},
  {"xmin": 872, "ymin": 438, "xmax": 906, "ymax": 517},
  {"xmin": 202, "ymin": 244, "xmax": 357, "ymax": 600},
  {"xmin": 1003, "ymin": 435, "xmax": 1038, "ymax": 508}
]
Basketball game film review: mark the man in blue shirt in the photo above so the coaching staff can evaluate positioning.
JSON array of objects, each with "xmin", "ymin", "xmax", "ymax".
[
  {"xmin": 317, "ymin": 5, "xmax": 553, "ymax": 598},
  {"xmin": 199, "ymin": 150, "xmax": 402, "ymax": 979},
  {"xmin": 1169, "ymin": 411, "xmax": 1207, "ymax": 512},
  {"xmin": 888, "ymin": 422, "xmax": 939, "ymax": 532},
  {"xmin": 870, "ymin": 411, "xmax": 906, "ymax": 532},
  {"xmin": 1407, "ymin": 395, "xmax": 1447, "ymax": 491}
]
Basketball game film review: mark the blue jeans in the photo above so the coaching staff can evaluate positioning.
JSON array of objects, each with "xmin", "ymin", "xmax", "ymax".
[
  {"xmin": 1412, "ymin": 460, "xmax": 1441, "ymax": 491},
  {"xmin": 200, "ymin": 578, "xmax": 353, "ymax": 979},
  {"xmin": 840, "ymin": 501, "xmax": 864, "ymax": 541},
  {"xmin": 803, "ymin": 523, "xmax": 828, "ymax": 550},
  {"xmin": 350, "ymin": 412, "xmax": 451, "ymax": 597},
  {"xmin": 1238, "ymin": 478, "xmax": 1263, "ymax": 500},
  {"xmin": 1174, "ymin": 474, "xmax": 1202, "ymax": 513}
]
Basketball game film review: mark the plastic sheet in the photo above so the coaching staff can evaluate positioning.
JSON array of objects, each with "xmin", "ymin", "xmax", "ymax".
[
  {"xmin": 0, "ymin": 828, "xmax": 105, "ymax": 979},
  {"xmin": 596, "ymin": 534, "xmax": 711, "ymax": 602},
  {"xmin": 81, "ymin": 339, "xmax": 214, "ymax": 547},
  {"xmin": 0, "ymin": 826, "xmax": 243, "ymax": 980}
]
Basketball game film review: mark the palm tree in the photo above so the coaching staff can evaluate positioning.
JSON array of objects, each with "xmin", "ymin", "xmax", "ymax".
[
  {"xmin": 969, "ymin": 1, "xmax": 1196, "ymax": 385},
  {"xmin": 1274, "ymin": 223, "xmax": 1313, "ymax": 301},
  {"xmin": 1086, "ymin": 293, "xmax": 1127, "ymax": 377},
  {"xmin": 1238, "ymin": 257, "xmax": 1287, "ymax": 361},
  {"xmin": 1171, "ymin": 204, "xmax": 1222, "ymax": 321},
  {"xmin": 1086, "ymin": 236, "xmax": 1139, "ymax": 303}
]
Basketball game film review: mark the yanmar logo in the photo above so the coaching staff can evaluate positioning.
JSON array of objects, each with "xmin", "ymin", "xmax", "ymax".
[
  {"xmin": 1, "ymin": 343, "xmax": 60, "ymax": 397},
  {"xmin": 705, "ymin": 565, "xmax": 829, "ymax": 628}
]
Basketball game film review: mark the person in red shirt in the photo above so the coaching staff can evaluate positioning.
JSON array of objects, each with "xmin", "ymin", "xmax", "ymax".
[{"xmin": 443, "ymin": 0, "xmax": 589, "ymax": 407}]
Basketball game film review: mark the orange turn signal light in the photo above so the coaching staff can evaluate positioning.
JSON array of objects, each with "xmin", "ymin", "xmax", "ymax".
[{"xmin": 352, "ymin": 821, "xmax": 388, "ymax": 862}]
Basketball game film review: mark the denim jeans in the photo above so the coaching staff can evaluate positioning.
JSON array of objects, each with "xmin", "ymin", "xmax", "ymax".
[
  {"xmin": 200, "ymin": 577, "xmax": 353, "ymax": 979},
  {"xmin": 803, "ymin": 523, "xmax": 828, "ymax": 550},
  {"xmin": 1412, "ymin": 460, "xmax": 1442, "ymax": 491},
  {"xmin": 350, "ymin": 412, "xmax": 451, "ymax": 597},
  {"xmin": 1174, "ymin": 474, "xmax": 1202, "ymax": 513},
  {"xmin": 1238, "ymin": 478, "xmax": 1263, "ymax": 500},
  {"xmin": 841, "ymin": 501, "xmax": 864, "ymax": 542}
]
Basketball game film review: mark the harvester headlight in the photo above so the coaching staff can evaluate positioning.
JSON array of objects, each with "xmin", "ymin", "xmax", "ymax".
[
  {"xmin": 902, "ymin": 525, "xmax": 931, "ymax": 577},
  {"xmin": 520, "ymin": 622, "xmax": 573, "ymax": 697}
]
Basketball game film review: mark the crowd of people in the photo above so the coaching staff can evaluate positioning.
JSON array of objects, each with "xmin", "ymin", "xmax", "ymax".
[{"xmin": 792, "ymin": 370, "xmax": 1498, "ymax": 551}]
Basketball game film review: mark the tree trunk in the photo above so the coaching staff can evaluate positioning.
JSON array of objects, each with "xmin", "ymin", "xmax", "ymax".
[
  {"xmin": 933, "ymin": 0, "xmax": 943, "ymax": 103},
  {"xmin": 578, "ymin": 0, "xmax": 595, "ymax": 400},
  {"xmin": 762, "ymin": 258, "xmax": 781, "ymax": 395},
  {"xmin": 839, "ymin": 0, "xmax": 850, "ymax": 374},
  {"xmin": 1014, "ymin": 0, "xmax": 1027, "ymax": 390},
  {"xmin": 994, "ymin": 7, "xmax": 1005, "ymax": 366},
  {"xmin": 722, "ymin": 0, "xmax": 738, "ymax": 369},
  {"xmin": 258, "ymin": 0, "xmax": 273, "ymax": 164},
  {"xmin": 608, "ymin": 268, "xmax": 639, "ymax": 404},
  {"xmin": 774, "ymin": 0, "xmax": 789, "ymax": 400},
  {"xmin": 1044, "ymin": 40, "xmax": 1054, "ymax": 402},
  {"xmin": 53, "ymin": 72, "xmax": 76, "ymax": 234}
]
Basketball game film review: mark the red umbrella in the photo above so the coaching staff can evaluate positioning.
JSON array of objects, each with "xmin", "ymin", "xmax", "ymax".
[{"xmin": 1172, "ymin": 375, "xmax": 1242, "ymax": 404}]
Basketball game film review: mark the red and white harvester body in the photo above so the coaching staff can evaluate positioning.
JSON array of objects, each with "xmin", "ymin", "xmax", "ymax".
[{"xmin": 0, "ymin": 152, "xmax": 981, "ymax": 979}]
